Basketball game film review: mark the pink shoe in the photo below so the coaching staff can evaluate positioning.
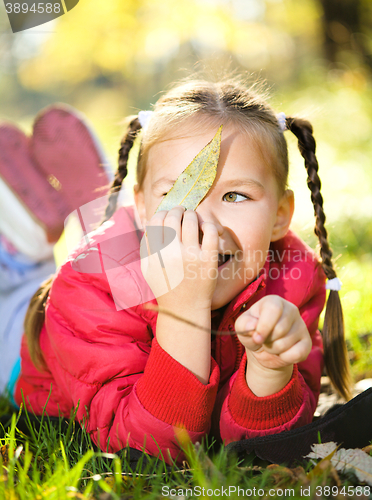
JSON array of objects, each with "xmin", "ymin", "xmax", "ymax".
[
  {"xmin": 0, "ymin": 123, "xmax": 65, "ymax": 240},
  {"xmin": 30, "ymin": 104, "xmax": 112, "ymax": 220},
  {"xmin": 0, "ymin": 105, "xmax": 113, "ymax": 244}
]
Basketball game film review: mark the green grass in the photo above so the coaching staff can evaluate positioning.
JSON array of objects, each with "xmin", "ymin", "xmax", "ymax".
[
  {"xmin": 0, "ymin": 405, "xmax": 371, "ymax": 500},
  {"xmin": 294, "ymin": 216, "xmax": 372, "ymax": 379},
  {"xmin": 9, "ymin": 224, "xmax": 370, "ymax": 498},
  {"xmin": 10, "ymin": 74, "xmax": 372, "ymax": 496},
  {"xmin": 45, "ymin": 199, "xmax": 372, "ymax": 499}
]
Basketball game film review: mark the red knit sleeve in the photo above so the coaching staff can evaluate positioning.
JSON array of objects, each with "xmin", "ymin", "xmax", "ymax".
[
  {"xmin": 216, "ymin": 234, "xmax": 325, "ymax": 442},
  {"xmin": 228, "ymin": 354, "xmax": 303, "ymax": 430},
  {"xmin": 136, "ymin": 337, "xmax": 220, "ymax": 432}
]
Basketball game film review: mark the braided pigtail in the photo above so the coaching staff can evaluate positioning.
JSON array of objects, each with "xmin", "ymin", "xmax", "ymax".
[
  {"xmin": 286, "ymin": 117, "xmax": 352, "ymax": 400},
  {"xmin": 24, "ymin": 275, "xmax": 53, "ymax": 369},
  {"xmin": 103, "ymin": 116, "xmax": 142, "ymax": 222}
]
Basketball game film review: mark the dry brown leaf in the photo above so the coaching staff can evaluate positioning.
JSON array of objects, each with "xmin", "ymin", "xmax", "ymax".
[
  {"xmin": 306, "ymin": 442, "xmax": 372, "ymax": 485},
  {"xmin": 362, "ymin": 445, "xmax": 372, "ymax": 455},
  {"xmin": 307, "ymin": 444, "xmax": 339, "ymax": 481},
  {"xmin": 156, "ymin": 125, "xmax": 222, "ymax": 212},
  {"xmin": 0, "ymin": 445, "xmax": 8, "ymax": 467},
  {"xmin": 291, "ymin": 466, "xmax": 309, "ymax": 484},
  {"xmin": 266, "ymin": 464, "xmax": 296, "ymax": 486}
]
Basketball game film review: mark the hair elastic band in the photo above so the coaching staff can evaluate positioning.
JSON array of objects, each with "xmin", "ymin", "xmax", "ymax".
[
  {"xmin": 138, "ymin": 110, "xmax": 153, "ymax": 130},
  {"xmin": 326, "ymin": 277, "xmax": 342, "ymax": 291},
  {"xmin": 277, "ymin": 112, "xmax": 287, "ymax": 132}
]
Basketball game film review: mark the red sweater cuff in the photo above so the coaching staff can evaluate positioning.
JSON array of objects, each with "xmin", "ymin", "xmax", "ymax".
[
  {"xmin": 136, "ymin": 338, "xmax": 220, "ymax": 432},
  {"xmin": 229, "ymin": 355, "xmax": 303, "ymax": 430}
]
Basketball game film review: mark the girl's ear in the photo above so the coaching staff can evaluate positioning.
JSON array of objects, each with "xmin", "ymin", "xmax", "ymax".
[
  {"xmin": 133, "ymin": 184, "xmax": 146, "ymax": 227},
  {"xmin": 271, "ymin": 189, "xmax": 294, "ymax": 242}
]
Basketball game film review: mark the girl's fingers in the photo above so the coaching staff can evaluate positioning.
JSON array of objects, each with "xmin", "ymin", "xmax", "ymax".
[
  {"xmin": 200, "ymin": 222, "xmax": 219, "ymax": 270},
  {"xmin": 261, "ymin": 315, "xmax": 310, "ymax": 360},
  {"xmin": 238, "ymin": 295, "xmax": 311, "ymax": 366},
  {"xmin": 276, "ymin": 337, "xmax": 312, "ymax": 364},
  {"xmin": 145, "ymin": 210, "xmax": 167, "ymax": 252},
  {"xmin": 163, "ymin": 206, "xmax": 185, "ymax": 240},
  {"xmin": 180, "ymin": 211, "xmax": 219, "ymax": 264},
  {"xmin": 241, "ymin": 337, "xmax": 263, "ymax": 352},
  {"xmin": 262, "ymin": 324, "xmax": 303, "ymax": 355},
  {"xmin": 200, "ymin": 221, "xmax": 219, "ymax": 252},
  {"xmin": 235, "ymin": 311, "xmax": 258, "ymax": 334},
  {"xmin": 236, "ymin": 313, "xmax": 261, "ymax": 351},
  {"xmin": 181, "ymin": 209, "xmax": 200, "ymax": 246},
  {"xmin": 263, "ymin": 306, "xmax": 297, "ymax": 343},
  {"xmin": 249, "ymin": 296, "xmax": 284, "ymax": 342}
]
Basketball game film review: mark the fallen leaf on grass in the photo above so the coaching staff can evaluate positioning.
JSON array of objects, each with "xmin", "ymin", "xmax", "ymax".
[
  {"xmin": 267, "ymin": 464, "xmax": 309, "ymax": 487},
  {"xmin": 362, "ymin": 445, "xmax": 372, "ymax": 455},
  {"xmin": 306, "ymin": 442, "xmax": 372, "ymax": 485},
  {"xmin": 104, "ymin": 476, "xmax": 115, "ymax": 488},
  {"xmin": 156, "ymin": 125, "xmax": 222, "ymax": 212},
  {"xmin": 0, "ymin": 445, "xmax": 8, "ymax": 466},
  {"xmin": 307, "ymin": 444, "xmax": 339, "ymax": 483},
  {"xmin": 308, "ymin": 459, "xmax": 341, "ymax": 487}
]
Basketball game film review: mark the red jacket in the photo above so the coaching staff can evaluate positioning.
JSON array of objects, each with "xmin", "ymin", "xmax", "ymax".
[{"xmin": 17, "ymin": 206, "xmax": 325, "ymax": 463}]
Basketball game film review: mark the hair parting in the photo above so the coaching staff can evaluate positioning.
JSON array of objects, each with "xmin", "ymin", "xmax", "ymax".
[{"xmin": 286, "ymin": 116, "xmax": 352, "ymax": 400}]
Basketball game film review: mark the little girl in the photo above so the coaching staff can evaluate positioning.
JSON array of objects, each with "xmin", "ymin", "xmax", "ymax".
[{"xmin": 16, "ymin": 79, "xmax": 351, "ymax": 464}]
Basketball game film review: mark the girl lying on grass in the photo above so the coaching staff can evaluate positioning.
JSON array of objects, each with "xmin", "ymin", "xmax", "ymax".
[{"xmin": 15, "ymin": 78, "xmax": 351, "ymax": 464}]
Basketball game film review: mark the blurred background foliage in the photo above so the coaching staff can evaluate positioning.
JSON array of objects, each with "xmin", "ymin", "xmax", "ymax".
[{"xmin": 0, "ymin": 0, "xmax": 371, "ymax": 374}]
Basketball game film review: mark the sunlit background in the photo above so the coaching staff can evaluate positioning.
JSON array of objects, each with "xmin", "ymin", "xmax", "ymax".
[{"xmin": 1, "ymin": 0, "xmax": 371, "ymax": 374}]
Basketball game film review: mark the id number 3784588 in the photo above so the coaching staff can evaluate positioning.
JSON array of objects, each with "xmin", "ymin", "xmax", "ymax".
[{"xmin": 5, "ymin": 3, "xmax": 61, "ymax": 13}]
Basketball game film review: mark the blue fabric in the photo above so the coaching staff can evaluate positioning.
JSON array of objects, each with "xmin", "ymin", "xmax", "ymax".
[
  {"xmin": 0, "ymin": 236, "xmax": 56, "ymax": 394},
  {"xmin": 7, "ymin": 358, "xmax": 21, "ymax": 407},
  {"xmin": 0, "ymin": 238, "xmax": 39, "ymax": 293},
  {"xmin": 0, "ymin": 241, "xmax": 36, "ymax": 273}
]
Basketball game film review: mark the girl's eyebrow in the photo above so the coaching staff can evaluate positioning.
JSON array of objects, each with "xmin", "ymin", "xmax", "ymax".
[
  {"xmin": 223, "ymin": 178, "xmax": 265, "ymax": 190},
  {"xmin": 151, "ymin": 177, "xmax": 265, "ymax": 189},
  {"xmin": 151, "ymin": 177, "xmax": 176, "ymax": 189}
]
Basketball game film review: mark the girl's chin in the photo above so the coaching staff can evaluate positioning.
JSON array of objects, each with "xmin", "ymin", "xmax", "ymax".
[
  {"xmin": 211, "ymin": 284, "xmax": 242, "ymax": 311},
  {"xmin": 212, "ymin": 264, "xmax": 260, "ymax": 311}
]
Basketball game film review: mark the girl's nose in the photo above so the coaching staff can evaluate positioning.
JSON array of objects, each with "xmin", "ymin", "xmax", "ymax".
[{"xmin": 195, "ymin": 203, "xmax": 224, "ymax": 236}]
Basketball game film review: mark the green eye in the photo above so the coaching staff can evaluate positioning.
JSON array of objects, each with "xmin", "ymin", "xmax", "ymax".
[
  {"xmin": 224, "ymin": 192, "xmax": 237, "ymax": 202},
  {"xmin": 223, "ymin": 192, "xmax": 248, "ymax": 203}
]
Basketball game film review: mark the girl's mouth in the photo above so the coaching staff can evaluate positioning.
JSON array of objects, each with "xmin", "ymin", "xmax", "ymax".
[{"xmin": 218, "ymin": 253, "xmax": 233, "ymax": 268}]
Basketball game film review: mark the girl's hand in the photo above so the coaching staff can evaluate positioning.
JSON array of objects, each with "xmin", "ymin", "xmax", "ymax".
[
  {"xmin": 234, "ymin": 295, "xmax": 312, "ymax": 396},
  {"xmin": 140, "ymin": 206, "xmax": 219, "ymax": 384},
  {"xmin": 141, "ymin": 206, "xmax": 219, "ymax": 313}
]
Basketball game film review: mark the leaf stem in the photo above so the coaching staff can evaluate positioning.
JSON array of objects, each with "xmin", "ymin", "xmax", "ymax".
[{"xmin": 144, "ymin": 303, "xmax": 254, "ymax": 336}]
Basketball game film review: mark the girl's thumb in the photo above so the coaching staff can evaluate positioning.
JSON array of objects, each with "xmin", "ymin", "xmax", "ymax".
[{"xmin": 235, "ymin": 310, "xmax": 258, "ymax": 335}]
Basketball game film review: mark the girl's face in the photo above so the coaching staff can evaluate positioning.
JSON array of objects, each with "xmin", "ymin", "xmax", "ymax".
[{"xmin": 135, "ymin": 123, "xmax": 294, "ymax": 310}]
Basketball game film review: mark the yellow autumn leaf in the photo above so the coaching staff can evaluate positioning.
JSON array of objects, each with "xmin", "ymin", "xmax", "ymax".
[
  {"xmin": 307, "ymin": 443, "xmax": 339, "ymax": 480},
  {"xmin": 155, "ymin": 125, "xmax": 222, "ymax": 212}
]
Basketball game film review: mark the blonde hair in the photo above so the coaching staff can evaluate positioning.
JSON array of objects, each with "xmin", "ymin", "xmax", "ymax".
[
  {"xmin": 136, "ymin": 79, "xmax": 289, "ymax": 193},
  {"xmin": 26, "ymin": 77, "xmax": 352, "ymax": 399}
]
